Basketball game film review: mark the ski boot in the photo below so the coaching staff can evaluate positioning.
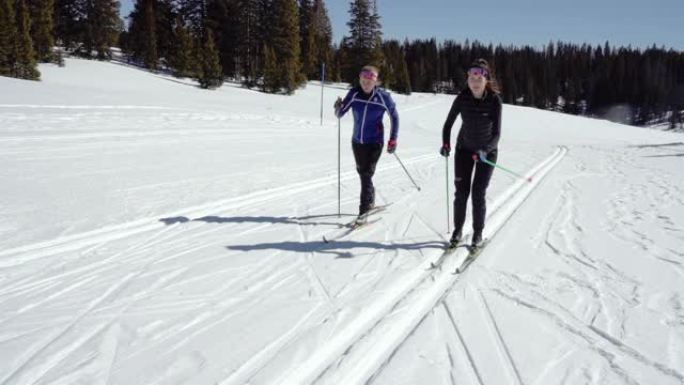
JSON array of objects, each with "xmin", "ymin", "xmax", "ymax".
[
  {"xmin": 469, "ymin": 231, "xmax": 486, "ymax": 255},
  {"xmin": 448, "ymin": 230, "xmax": 462, "ymax": 249}
]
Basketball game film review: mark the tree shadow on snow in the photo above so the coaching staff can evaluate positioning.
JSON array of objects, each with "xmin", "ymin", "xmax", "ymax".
[{"xmin": 225, "ymin": 240, "xmax": 446, "ymax": 259}]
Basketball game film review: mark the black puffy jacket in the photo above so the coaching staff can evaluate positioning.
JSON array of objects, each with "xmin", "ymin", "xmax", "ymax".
[{"xmin": 442, "ymin": 88, "xmax": 502, "ymax": 153}]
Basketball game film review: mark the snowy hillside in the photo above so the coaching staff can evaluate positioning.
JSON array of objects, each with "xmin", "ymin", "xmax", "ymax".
[{"xmin": 1, "ymin": 59, "xmax": 683, "ymax": 385}]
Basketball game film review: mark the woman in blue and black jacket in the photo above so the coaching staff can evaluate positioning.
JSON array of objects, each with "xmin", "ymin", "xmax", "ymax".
[
  {"xmin": 334, "ymin": 65, "xmax": 400, "ymax": 220},
  {"xmin": 440, "ymin": 59, "xmax": 502, "ymax": 249}
]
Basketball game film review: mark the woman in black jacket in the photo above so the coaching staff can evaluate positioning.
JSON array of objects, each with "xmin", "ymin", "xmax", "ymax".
[{"xmin": 440, "ymin": 58, "xmax": 502, "ymax": 248}]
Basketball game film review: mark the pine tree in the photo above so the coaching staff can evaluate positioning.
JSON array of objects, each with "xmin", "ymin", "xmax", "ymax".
[
  {"xmin": 53, "ymin": 0, "xmax": 81, "ymax": 50},
  {"xmin": 380, "ymin": 40, "xmax": 396, "ymax": 88},
  {"xmin": 168, "ymin": 15, "xmax": 195, "ymax": 77},
  {"xmin": 298, "ymin": 0, "xmax": 313, "ymax": 77},
  {"xmin": 0, "ymin": 0, "xmax": 17, "ymax": 76},
  {"xmin": 15, "ymin": 0, "xmax": 40, "ymax": 79},
  {"xmin": 368, "ymin": 0, "xmax": 382, "ymax": 64},
  {"xmin": 382, "ymin": 40, "xmax": 410, "ymax": 94},
  {"xmin": 395, "ymin": 53, "xmax": 410, "ymax": 94},
  {"xmin": 154, "ymin": 0, "xmax": 175, "ymax": 64},
  {"xmin": 269, "ymin": 0, "xmax": 302, "ymax": 93},
  {"xmin": 330, "ymin": 42, "xmax": 342, "ymax": 82},
  {"xmin": 502, "ymin": 55, "xmax": 518, "ymax": 104},
  {"xmin": 237, "ymin": 0, "xmax": 267, "ymax": 87},
  {"xmin": 28, "ymin": 0, "xmax": 54, "ymax": 62},
  {"xmin": 197, "ymin": 30, "xmax": 223, "ymax": 89},
  {"xmin": 126, "ymin": 0, "xmax": 158, "ymax": 69},
  {"xmin": 142, "ymin": 0, "xmax": 157, "ymax": 68},
  {"xmin": 423, "ymin": 38, "xmax": 438, "ymax": 92},
  {"xmin": 177, "ymin": 0, "xmax": 204, "ymax": 35},
  {"xmin": 82, "ymin": 0, "xmax": 120, "ymax": 59},
  {"xmin": 205, "ymin": 0, "xmax": 240, "ymax": 77},
  {"xmin": 342, "ymin": 0, "xmax": 383, "ymax": 83},
  {"xmin": 309, "ymin": 0, "xmax": 331, "ymax": 80},
  {"xmin": 262, "ymin": 43, "xmax": 278, "ymax": 92}
]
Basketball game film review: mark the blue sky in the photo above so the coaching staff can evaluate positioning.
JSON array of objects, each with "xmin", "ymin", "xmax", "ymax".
[{"xmin": 119, "ymin": 0, "xmax": 683, "ymax": 50}]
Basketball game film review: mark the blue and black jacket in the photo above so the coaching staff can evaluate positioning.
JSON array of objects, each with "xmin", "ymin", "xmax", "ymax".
[{"xmin": 336, "ymin": 86, "xmax": 399, "ymax": 145}]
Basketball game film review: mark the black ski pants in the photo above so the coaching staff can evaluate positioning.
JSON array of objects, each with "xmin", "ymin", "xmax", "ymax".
[
  {"xmin": 352, "ymin": 141, "xmax": 383, "ymax": 215},
  {"xmin": 453, "ymin": 148, "xmax": 497, "ymax": 235}
]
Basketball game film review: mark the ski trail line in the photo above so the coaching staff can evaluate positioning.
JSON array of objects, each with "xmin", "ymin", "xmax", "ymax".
[
  {"xmin": 0, "ymin": 154, "xmax": 434, "ymax": 266},
  {"xmin": 443, "ymin": 302, "xmax": 485, "ymax": 385},
  {"xmin": 273, "ymin": 147, "xmax": 567, "ymax": 385},
  {"xmin": 0, "ymin": 273, "xmax": 136, "ymax": 385},
  {"xmin": 477, "ymin": 289, "xmax": 525, "ymax": 385}
]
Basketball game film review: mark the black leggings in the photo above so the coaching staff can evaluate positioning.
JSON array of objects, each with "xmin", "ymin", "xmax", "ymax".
[
  {"xmin": 453, "ymin": 149, "xmax": 497, "ymax": 234},
  {"xmin": 352, "ymin": 141, "xmax": 383, "ymax": 214}
]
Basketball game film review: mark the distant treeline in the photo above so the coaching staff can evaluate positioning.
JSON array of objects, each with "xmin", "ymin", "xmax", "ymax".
[
  {"xmin": 401, "ymin": 39, "xmax": 684, "ymax": 128},
  {"xmin": 1, "ymin": 0, "xmax": 682, "ymax": 127}
]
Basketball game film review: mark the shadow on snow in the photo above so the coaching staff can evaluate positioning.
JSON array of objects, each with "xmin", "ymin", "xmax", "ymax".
[{"xmin": 226, "ymin": 240, "xmax": 445, "ymax": 259}]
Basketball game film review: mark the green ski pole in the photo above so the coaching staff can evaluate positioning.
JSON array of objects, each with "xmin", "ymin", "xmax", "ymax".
[{"xmin": 473, "ymin": 153, "xmax": 532, "ymax": 182}]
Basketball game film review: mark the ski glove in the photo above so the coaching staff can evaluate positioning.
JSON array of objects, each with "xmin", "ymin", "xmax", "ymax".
[
  {"xmin": 333, "ymin": 97, "xmax": 343, "ymax": 111},
  {"xmin": 477, "ymin": 150, "xmax": 487, "ymax": 161},
  {"xmin": 439, "ymin": 143, "xmax": 451, "ymax": 157},
  {"xmin": 387, "ymin": 139, "xmax": 397, "ymax": 154}
]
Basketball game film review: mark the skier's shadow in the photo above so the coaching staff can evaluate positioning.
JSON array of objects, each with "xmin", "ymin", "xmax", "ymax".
[
  {"xmin": 226, "ymin": 240, "xmax": 446, "ymax": 259},
  {"xmin": 159, "ymin": 213, "xmax": 357, "ymax": 228}
]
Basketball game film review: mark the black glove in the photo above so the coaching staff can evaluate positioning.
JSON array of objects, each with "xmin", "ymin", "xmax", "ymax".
[
  {"xmin": 439, "ymin": 143, "xmax": 451, "ymax": 157},
  {"xmin": 333, "ymin": 97, "xmax": 342, "ymax": 110}
]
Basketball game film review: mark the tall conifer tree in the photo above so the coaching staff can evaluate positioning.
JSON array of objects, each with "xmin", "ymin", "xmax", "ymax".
[
  {"xmin": 29, "ymin": 0, "xmax": 54, "ymax": 61},
  {"xmin": 308, "ymin": 0, "xmax": 331, "ymax": 80},
  {"xmin": 197, "ymin": 30, "xmax": 223, "ymax": 89},
  {"xmin": 0, "ymin": 0, "xmax": 17, "ymax": 76},
  {"xmin": 15, "ymin": 0, "xmax": 40, "ymax": 79},
  {"xmin": 341, "ymin": 0, "xmax": 383, "ymax": 83},
  {"xmin": 269, "ymin": 0, "xmax": 302, "ymax": 93}
]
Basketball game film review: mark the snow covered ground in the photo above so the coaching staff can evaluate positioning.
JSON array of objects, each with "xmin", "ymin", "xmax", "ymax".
[{"xmin": 1, "ymin": 58, "xmax": 683, "ymax": 385}]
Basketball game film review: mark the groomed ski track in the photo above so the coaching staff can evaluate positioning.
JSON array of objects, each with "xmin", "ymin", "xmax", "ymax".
[{"xmin": 224, "ymin": 146, "xmax": 568, "ymax": 385}]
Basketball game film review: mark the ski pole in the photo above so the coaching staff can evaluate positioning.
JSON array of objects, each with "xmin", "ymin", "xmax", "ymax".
[
  {"xmin": 338, "ymin": 117, "xmax": 341, "ymax": 216},
  {"xmin": 393, "ymin": 153, "xmax": 421, "ymax": 191},
  {"xmin": 473, "ymin": 153, "xmax": 532, "ymax": 182},
  {"xmin": 445, "ymin": 155, "xmax": 450, "ymax": 233}
]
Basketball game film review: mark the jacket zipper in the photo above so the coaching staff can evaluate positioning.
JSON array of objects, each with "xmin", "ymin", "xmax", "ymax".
[{"xmin": 359, "ymin": 88, "xmax": 376, "ymax": 144}]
